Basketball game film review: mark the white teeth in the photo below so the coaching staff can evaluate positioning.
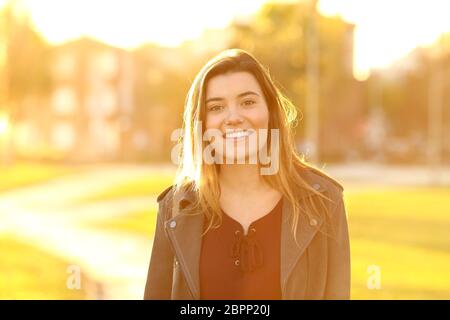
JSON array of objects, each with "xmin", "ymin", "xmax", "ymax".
[{"xmin": 224, "ymin": 130, "xmax": 252, "ymax": 139}]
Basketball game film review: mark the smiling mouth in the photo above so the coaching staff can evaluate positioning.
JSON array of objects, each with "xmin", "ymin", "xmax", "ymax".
[{"xmin": 223, "ymin": 129, "xmax": 255, "ymax": 139}]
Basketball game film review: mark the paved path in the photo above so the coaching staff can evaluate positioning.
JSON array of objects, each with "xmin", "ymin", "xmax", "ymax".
[
  {"xmin": 0, "ymin": 164, "xmax": 176, "ymax": 299},
  {"xmin": 323, "ymin": 163, "xmax": 450, "ymax": 191}
]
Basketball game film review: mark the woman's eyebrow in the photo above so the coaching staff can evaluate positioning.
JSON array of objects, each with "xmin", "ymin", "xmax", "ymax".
[
  {"xmin": 237, "ymin": 91, "xmax": 260, "ymax": 99},
  {"xmin": 206, "ymin": 91, "xmax": 260, "ymax": 104}
]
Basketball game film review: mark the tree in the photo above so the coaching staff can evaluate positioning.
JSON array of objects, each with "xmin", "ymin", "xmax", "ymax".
[
  {"xmin": 229, "ymin": 0, "xmax": 362, "ymax": 162},
  {"xmin": 0, "ymin": 0, "xmax": 51, "ymax": 163}
]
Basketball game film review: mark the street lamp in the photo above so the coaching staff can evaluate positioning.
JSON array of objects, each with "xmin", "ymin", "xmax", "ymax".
[
  {"xmin": 305, "ymin": 0, "xmax": 320, "ymax": 165},
  {"xmin": 427, "ymin": 34, "xmax": 445, "ymax": 185}
]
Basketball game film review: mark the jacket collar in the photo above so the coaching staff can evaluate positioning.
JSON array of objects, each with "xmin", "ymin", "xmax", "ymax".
[{"xmin": 164, "ymin": 169, "xmax": 328, "ymax": 300}]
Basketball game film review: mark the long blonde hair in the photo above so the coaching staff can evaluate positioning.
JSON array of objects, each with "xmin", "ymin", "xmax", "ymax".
[{"xmin": 174, "ymin": 49, "xmax": 333, "ymax": 245}]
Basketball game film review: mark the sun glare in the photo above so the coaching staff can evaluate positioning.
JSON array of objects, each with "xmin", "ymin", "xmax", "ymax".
[
  {"xmin": 319, "ymin": 0, "xmax": 450, "ymax": 80},
  {"xmin": 11, "ymin": 0, "xmax": 266, "ymax": 49},
  {"xmin": 2, "ymin": 0, "xmax": 449, "ymax": 80},
  {"xmin": 0, "ymin": 112, "xmax": 10, "ymax": 136}
]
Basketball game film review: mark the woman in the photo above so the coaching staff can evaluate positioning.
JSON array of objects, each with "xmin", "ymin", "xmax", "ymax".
[{"xmin": 144, "ymin": 49, "xmax": 350, "ymax": 300}]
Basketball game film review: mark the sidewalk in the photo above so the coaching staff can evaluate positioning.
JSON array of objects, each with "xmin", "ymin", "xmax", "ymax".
[
  {"xmin": 322, "ymin": 162, "xmax": 450, "ymax": 187},
  {"xmin": 0, "ymin": 165, "xmax": 167, "ymax": 299}
]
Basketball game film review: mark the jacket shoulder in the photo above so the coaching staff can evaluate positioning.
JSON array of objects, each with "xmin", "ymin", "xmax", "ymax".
[
  {"xmin": 156, "ymin": 185, "xmax": 175, "ymax": 203},
  {"xmin": 304, "ymin": 165, "xmax": 344, "ymax": 194}
]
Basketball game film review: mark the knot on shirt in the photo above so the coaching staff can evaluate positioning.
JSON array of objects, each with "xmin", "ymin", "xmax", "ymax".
[{"xmin": 230, "ymin": 228, "xmax": 263, "ymax": 272}]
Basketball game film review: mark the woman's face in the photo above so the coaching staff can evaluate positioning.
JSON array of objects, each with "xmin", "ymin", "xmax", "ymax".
[{"xmin": 204, "ymin": 71, "xmax": 269, "ymax": 163}]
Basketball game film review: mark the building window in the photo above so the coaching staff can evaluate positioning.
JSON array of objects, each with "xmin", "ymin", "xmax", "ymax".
[
  {"xmin": 85, "ymin": 85, "xmax": 117, "ymax": 117},
  {"xmin": 52, "ymin": 86, "xmax": 77, "ymax": 115},
  {"xmin": 96, "ymin": 51, "xmax": 118, "ymax": 79},
  {"xmin": 52, "ymin": 122, "xmax": 75, "ymax": 151},
  {"xmin": 54, "ymin": 52, "xmax": 76, "ymax": 80}
]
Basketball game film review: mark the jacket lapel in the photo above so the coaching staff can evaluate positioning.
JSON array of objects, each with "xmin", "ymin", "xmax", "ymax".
[
  {"xmin": 280, "ymin": 194, "xmax": 324, "ymax": 297},
  {"xmin": 164, "ymin": 187, "xmax": 203, "ymax": 300},
  {"xmin": 165, "ymin": 208, "xmax": 203, "ymax": 300}
]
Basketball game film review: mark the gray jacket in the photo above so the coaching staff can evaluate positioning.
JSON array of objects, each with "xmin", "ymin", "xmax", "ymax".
[{"xmin": 144, "ymin": 166, "xmax": 351, "ymax": 300}]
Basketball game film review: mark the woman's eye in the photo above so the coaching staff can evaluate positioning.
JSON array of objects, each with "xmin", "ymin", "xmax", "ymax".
[
  {"xmin": 208, "ymin": 105, "xmax": 223, "ymax": 112},
  {"xmin": 242, "ymin": 100, "xmax": 256, "ymax": 107}
]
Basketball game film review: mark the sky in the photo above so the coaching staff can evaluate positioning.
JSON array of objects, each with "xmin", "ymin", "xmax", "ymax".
[
  {"xmin": 318, "ymin": 0, "xmax": 450, "ymax": 80},
  {"xmin": 1, "ymin": 0, "xmax": 449, "ymax": 80},
  {"xmin": 8, "ymin": 0, "xmax": 266, "ymax": 47}
]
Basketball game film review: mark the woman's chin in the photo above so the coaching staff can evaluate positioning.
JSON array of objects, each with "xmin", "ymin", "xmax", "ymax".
[{"xmin": 219, "ymin": 149, "xmax": 260, "ymax": 164}]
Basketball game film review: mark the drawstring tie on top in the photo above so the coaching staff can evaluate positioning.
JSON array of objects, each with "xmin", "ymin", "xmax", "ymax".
[{"xmin": 230, "ymin": 228, "xmax": 263, "ymax": 272}]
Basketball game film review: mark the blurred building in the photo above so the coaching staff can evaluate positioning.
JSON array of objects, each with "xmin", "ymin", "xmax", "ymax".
[
  {"xmin": 11, "ymin": 32, "xmax": 231, "ymax": 163},
  {"xmin": 14, "ymin": 38, "xmax": 135, "ymax": 162},
  {"xmin": 50, "ymin": 38, "xmax": 135, "ymax": 161},
  {"xmin": 369, "ymin": 32, "xmax": 450, "ymax": 164}
]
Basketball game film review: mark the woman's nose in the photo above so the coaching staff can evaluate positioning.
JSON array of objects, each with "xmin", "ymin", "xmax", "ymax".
[{"xmin": 224, "ymin": 108, "xmax": 244, "ymax": 125}]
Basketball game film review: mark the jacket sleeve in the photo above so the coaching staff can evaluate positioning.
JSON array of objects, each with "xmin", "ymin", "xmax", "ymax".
[
  {"xmin": 324, "ymin": 191, "xmax": 351, "ymax": 300},
  {"xmin": 143, "ymin": 197, "xmax": 174, "ymax": 299}
]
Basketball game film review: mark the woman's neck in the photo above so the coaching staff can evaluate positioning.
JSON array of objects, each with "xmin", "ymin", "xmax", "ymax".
[{"xmin": 218, "ymin": 164, "xmax": 269, "ymax": 194}]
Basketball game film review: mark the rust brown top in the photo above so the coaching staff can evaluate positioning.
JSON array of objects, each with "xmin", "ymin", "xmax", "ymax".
[{"xmin": 199, "ymin": 198, "xmax": 283, "ymax": 300}]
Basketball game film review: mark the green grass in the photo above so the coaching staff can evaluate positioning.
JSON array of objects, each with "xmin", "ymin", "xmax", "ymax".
[
  {"xmin": 78, "ymin": 173, "xmax": 170, "ymax": 236},
  {"xmin": 0, "ymin": 162, "xmax": 78, "ymax": 192},
  {"xmin": 73, "ymin": 172, "xmax": 175, "ymax": 204},
  {"xmin": 347, "ymin": 187, "xmax": 450, "ymax": 299},
  {"xmin": 0, "ymin": 235, "xmax": 89, "ymax": 299},
  {"xmin": 86, "ymin": 207, "xmax": 158, "ymax": 238}
]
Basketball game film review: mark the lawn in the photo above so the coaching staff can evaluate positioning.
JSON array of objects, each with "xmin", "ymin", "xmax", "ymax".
[
  {"xmin": 75, "ymin": 171, "xmax": 172, "ymax": 238},
  {"xmin": 1, "ymin": 161, "xmax": 87, "ymax": 299},
  {"xmin": 0, "ymin": 235, "xmax": 89, "ymax": 299},
  {"xmin": 347, "ymin": 186, "xmax": 450, "ymax": 299},
  {"xmin": 87, "ymin": 207, "xmax": 157, "ymax": 239},
  {"xmin": 78, "ymin": 172, "xmax": 171, "ymax": 237},
  {"xmin": 73, "ymin": 172, "xmax": 174, "ymax": 204},
  {"xmin": 0, "ymin": 162, "xmax": 78, "ymax": 192}
]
